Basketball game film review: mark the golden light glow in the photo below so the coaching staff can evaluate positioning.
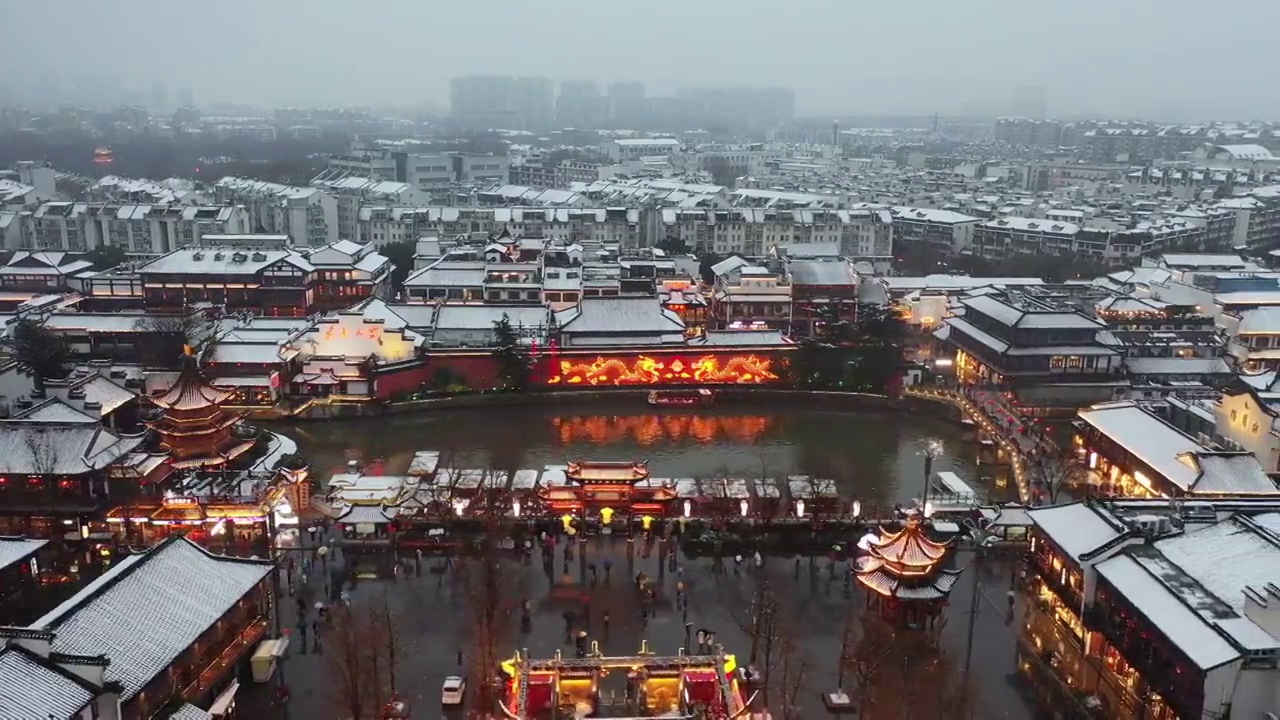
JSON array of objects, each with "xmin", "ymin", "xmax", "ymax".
[
  {"xmin": 547, "ymin": 354, "xmax": 779, "ymax": 386},
  {"xmin": 551, "ymin": 414, "xmax": 771, "ymax": 445}
]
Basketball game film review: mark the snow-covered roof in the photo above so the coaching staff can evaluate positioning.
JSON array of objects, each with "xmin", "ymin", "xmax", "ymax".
[
  {"xmin": 1078, "ymin": 402, "xmax": 1276, "ymax": 494},
  {"xmin": 1234, "ymin": 306, "xmax": 1280, "ymax": 334},
  {"xmin": 881, "ymin": 275, "xmax": 1046, "ymax": 292},
  {"xmin": 1027, "ymin": 502, "xmax": 1126, "ymax": 562},
  {"xmin": 556, "ymin": 296, "xmax": 685, "ymax": 335},
  {"xmin": 0, "ymin": 421, "xmax": 146, "ymax": 475},
  {"xmin": 1159, "ymin": 253, "xmax": 1251, "ymax": 269},
  {"xmin": 1123, "ymin": 357, "xmax": 1232, "ymax": 376},
  {"xmin": 30, "ymin": 537, "xmax": 272, "ymax": 700},
  {"xmin": 0, "ymin": 648, "xmax": 96, "ymax": 718},
  {"xmin": 0, "ymin": 536, "xmax": 48, "ymax": 572},
  {"xmin": 943, "ymin": 317, "xmax": 1010, "ymax": 354},
  {"xmin": 1077, "ymin": 402, "xmax": 1203, "ymax": 490},
  {"xmin": 1094, "ymin": 553, "xmax": 1241, "ymax": 669},
  {"xmin": 137, "ymin": 248, "xmax": 314, "ymax": 276}
]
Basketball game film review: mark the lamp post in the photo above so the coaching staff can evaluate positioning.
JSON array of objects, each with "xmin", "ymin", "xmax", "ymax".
[{"xmin": 920, "ymin": 439, "xmax": 944, "ymax": 510}]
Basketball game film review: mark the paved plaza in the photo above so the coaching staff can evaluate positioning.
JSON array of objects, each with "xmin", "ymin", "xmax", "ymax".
[{"xmin": 242, "ymin": 528, "xmax": 1037, "ymax": 719}]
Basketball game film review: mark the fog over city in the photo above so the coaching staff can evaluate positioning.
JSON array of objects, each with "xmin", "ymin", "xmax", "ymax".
[{"xmin": 6, "ymin": 0, "xmax": 1280, "ymax": 119}]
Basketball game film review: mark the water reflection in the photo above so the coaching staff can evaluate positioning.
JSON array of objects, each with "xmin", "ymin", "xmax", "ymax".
[
  {"xmin": 270, "ymin": 403, "xmax": 988, "ymax": 506},
  {"xmin": 551, "ymin": 413, "xmax": 772, "ymax": 445}
]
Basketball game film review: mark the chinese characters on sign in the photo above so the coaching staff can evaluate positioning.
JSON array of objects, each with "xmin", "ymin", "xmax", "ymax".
[{"xmin": 323, "ymin": 325, "xmax": 384, "ymax": 342}]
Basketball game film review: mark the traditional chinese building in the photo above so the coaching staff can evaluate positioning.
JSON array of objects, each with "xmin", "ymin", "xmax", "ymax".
[
  {"xmin": 499, "ymin": 645, "xmax": 749, "ymax": 719},
  {"xmin": 0, "ymin": 536, "xmax": 273, "ymax": 720},
  {"xmin": 144, "ymin": 357, "xmax": 257, "ymax": 470},
  {"xmin": 0, "ymin": 536, "xmax": 50, "ymax": 626},
  {"xmin": 0, "ymin": 402, "xmax": 150, "ymax": 538},
  {"xmin": 1024, "ymin": 499, "xmax": 1280, "ymax": 720},
  {"xmin": 538, "ymin": 461, "xmax": 678, "ymax": 519},
  {"xmin": 854, "ymin": 512, "xmax": 962, "ymax": 628}
]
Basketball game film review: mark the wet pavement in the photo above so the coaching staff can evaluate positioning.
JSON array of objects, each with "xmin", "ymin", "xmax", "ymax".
[{"xmin": 241, "ymin": 528, "xmax": 1037, "ymax": 719}]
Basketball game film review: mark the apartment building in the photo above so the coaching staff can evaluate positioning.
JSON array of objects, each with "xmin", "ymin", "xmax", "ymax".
[
  {"xmin": 310, "ymin": 171, "xmax": 422, "ymax": 242},
  {"xmin": 213, "ymin": 177, "xmax": 338, "ymax": 247},
  {"xmin": 889, "ymin": 207, "xmax": 980, "ymax": 254},
  {"xmin": 85, "ymin": 204, "xmax": 252, "ymax": 254},
  {"xmin": 509, "ymin": 160, "xmax": 609, "ymax": 189},
  {"xmin": 359, "ymin": 206, "xmax": 643, "ymax": 248},
  {"xmin": 7, "ymin": 202, "xmax": 252, "ymax": 254},
  {"xmin": 993, "ymin": 117, "xmax": 1064, "ymax": 148},
  {"xmin": 658, "ymin": 208, "xmax": 893, "ymax": 260},
  {"xmin": 605, "ymin": 138, "xmax": 681, "ymax": 163},
  {"xmin": 972, "ymin": 217, "xmax": 1081, "ymax": 259},
  {"xmin": 324, "ymin": 148, "xmax": 509, "ymax": 199}
]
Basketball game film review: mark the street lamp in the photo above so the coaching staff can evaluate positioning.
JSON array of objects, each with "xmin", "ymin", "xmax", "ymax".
[
  {"xmin": 739, "ymin": 499, "xmax": 749, "ymax": 518},
  {"xmin": 512, "ymin": 499, "xmax": 521, "ymax": 518},
  {"xmin": 920, "ymin": 439, "xmax": 944, "ymax": 510},
  {"xmin": 682, "ymin": 499, "xmax": 692, "ymax": 519},
  {"xmin": 851, "ymin": 500, "xmax": 861, "ymax": 518},
  {"xmin": 795, "ymin": 499, "xmax": 805, "ymax": 518}
]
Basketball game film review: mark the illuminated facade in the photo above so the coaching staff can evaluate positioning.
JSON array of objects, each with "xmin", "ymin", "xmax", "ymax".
[
  {"xmin": 854, "ymin": 513, "xmax": 961, "ymax": 628},
  {"xmin": 1025, "ymin": 501, "xmax": 1280, "ymax": 720},
  {"xmin": 1074, "ymin": 400, "xmax": 1279, "ymax": 498},
  {"xmin": 547, "ymin": 353, "xmax": 779, "ymax": 386},
  {"xmin": 538, "ymin": 461, "xmax": 676, "ymax": 517},
  {"xmin": 499, "ymin": 646, "xmax": 750, "ymax": 719},
  {"xmin": 293, "ymin": 299, "xmax": 424, "ymax": 397}
]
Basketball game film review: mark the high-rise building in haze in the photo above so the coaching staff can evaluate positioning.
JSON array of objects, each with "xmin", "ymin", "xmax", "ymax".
[
  {"xmin": 607, "ymin": 82, "xmax": 647, "ymax": 127},
  {"xmin": 513, "ymin": 76, "xmax": 555, "ymax": 131},
  {"xmin": 450, "ymin": 75, "xmax": 517, "ymax": 128},
  {"xmin": 557, "ymin": 80, "xmax": 606, "ymax": 129},
  {"xmin": 676, "ymin": 86, "xmax": 795, "ymax": 130},
  {"xmin": 150, "ymin": 82, "xmax": 170, "ymax": 110},
  {"xmin": 1012, "ymin": 85, "xmax": 1049, "ymax": 119}
]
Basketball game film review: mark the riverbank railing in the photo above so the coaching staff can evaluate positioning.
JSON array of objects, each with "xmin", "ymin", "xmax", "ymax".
[{"xmin": 905, "ymin": 386, "xmax": 1033, "ymax": 504}]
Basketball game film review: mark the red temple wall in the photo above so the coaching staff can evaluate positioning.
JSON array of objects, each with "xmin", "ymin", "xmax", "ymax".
[
  {"xmin": 373, "ymin": 347, "xmax": 792, "ymax": 397},
  {"xmin": 544, "ymin": 347, "xmax": 789, "ymax": 386}
]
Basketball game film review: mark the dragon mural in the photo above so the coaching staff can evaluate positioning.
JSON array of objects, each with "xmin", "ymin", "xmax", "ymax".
[{"xmin": 547, "ymin": 354, "xmax": 780, "ymax": 386}]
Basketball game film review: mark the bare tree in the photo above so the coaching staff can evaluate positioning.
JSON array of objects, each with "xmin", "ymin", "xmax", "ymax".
[
  {"xmin": 23, "ymin": 426, "xmax": 59, "ymax": 475},
  {"xmin": 730, "ymin": 573, "xmax": 809, "ymax": 716},
  {"xmin": 842, "ymin": 613, "xmax": 979, "ymax": 719},
  {"xmin": 1027, "ymin": 453, "xmax": 1087, "ymax": 504},
  {"xmin": 325, "ymin": 591, "xmax": 408, "ymax": 718},
  {"xmin": 327, "ymin": 604, "xmax": 374, "ymax": 720},
  {"xmin": 134, "ymin": 311, "xmax": 215, "ymax": 363},
  {"xmin": 457, "ymin": 463, "xmax": 522, "ymax": 716}
]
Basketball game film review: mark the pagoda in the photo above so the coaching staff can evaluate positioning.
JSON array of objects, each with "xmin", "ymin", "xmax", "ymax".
[
  {"xmin": 854, "ymin": 512, "xmax": 963, "ymax": 628},
  {"xmin": 143, "ymin": 352, "xmax": 257, "ymax": 469}
]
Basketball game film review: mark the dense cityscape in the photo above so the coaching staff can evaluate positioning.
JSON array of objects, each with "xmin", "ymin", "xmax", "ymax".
[{"xmin": 3, "ymin": 13, "xmax": 1280, "ymax": 718}]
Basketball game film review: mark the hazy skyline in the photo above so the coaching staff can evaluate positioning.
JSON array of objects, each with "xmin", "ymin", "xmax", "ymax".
[{"xmin": 6, "ymin": 0, "xmax": 1280, "ymax": 121}]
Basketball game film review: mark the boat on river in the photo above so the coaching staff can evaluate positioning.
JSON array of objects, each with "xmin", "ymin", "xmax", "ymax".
[{"xmin": 648, "ymin": 389, "xmax": 714, "ymax": 407}]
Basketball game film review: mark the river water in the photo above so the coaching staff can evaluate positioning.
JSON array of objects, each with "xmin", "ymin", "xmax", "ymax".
[{"xmin": 271, "ymin": 402, "xmax": 1013, "ymax": 508}]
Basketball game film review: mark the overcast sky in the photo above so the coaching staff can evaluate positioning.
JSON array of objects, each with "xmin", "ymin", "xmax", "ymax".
[{"xmin": 6, "ymin": 0, "xmax": 1279, "ymax": 120}]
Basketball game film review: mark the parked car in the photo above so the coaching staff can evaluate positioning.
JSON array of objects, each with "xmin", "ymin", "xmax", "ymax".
[{"xmin": 441, "ymin": 676, "xmax": 466, "ymax": 706}]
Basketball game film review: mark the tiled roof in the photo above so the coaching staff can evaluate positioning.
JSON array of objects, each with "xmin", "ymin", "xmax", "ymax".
[
  {"xmin": 31, "ymin": 537, "xmax": 272, "ymax": 700},
  {"xmin": 0, "ymin": 421, "xmax": 146, "ymax": 475},
  {"xmin": 0, "ymin": 536, "xmax": 48, "ymax": 572},
  {"xmin": 0, "ymin": 648, "xmax": 96, "ymax": 718}
]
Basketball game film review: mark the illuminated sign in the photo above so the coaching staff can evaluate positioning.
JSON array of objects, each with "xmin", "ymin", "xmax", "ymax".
[
  {"xmin": 163, "ymin": 496, "xmax": 198, "ymax": 507},
  {"xmin": 323, "ymin": 325, "xmax": 383, "ymax": 341},
  {"xmin": 547, "ymin": 354, "xmax": 779, "ymax": 386}
]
